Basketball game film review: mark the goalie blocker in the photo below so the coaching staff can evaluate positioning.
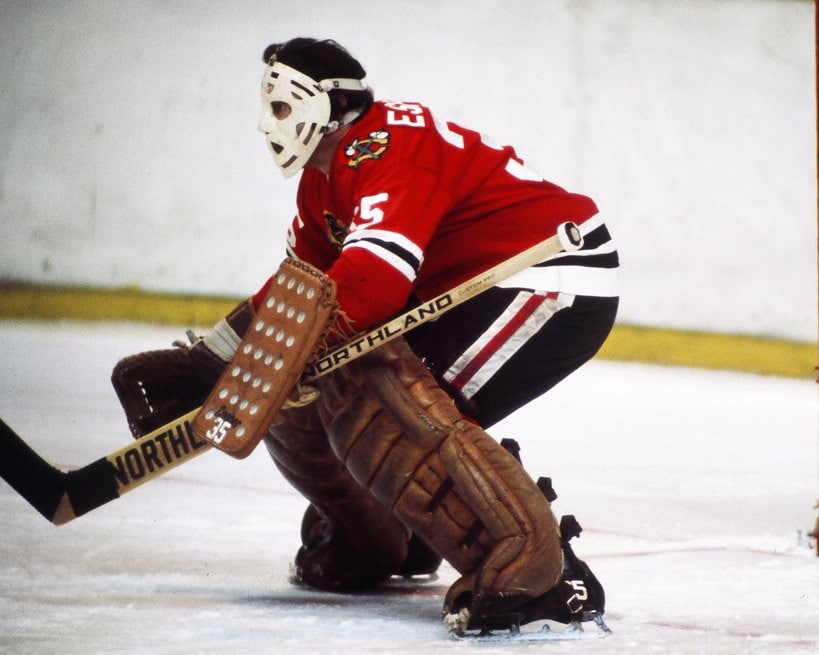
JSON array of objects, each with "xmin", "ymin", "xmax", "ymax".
[{"xmin": 190, "ymin": 258, "xmax": 338, "ymax": 458}]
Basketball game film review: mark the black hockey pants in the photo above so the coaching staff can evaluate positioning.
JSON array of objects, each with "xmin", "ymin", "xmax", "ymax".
[{"xmin": 405, "ymin": 288, "xmax": 619, "ymax": 428}]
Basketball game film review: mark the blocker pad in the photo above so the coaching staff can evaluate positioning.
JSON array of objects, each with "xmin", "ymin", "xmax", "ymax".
[{"xmin": 192, "ymin": 259, "xmax": 337, "ymax": 458}]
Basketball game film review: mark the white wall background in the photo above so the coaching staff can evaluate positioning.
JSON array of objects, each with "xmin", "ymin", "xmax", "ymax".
[{"xmin": 0, "ymin": 0, "xmax": 815, "ymax": 341}]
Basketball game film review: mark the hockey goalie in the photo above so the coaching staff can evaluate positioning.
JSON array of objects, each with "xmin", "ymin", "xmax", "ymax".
[{"xmin": 112, "ymin": 37, "xmax": 619, "ymax": 638}]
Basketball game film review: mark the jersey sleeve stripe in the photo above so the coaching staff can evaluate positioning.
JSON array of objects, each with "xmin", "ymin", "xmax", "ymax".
[
  {"xmin": 537, "ymin": 222, "xmax": 619, "ymax": 267},
  {"xmin": 537, "ymin": 251, "xmax": 620, "ymax": 269},
  {"xmin": 344, "ymin": 228, "xmax": 424, "ymax": 261},
  {"xmin": 343, "ymin": 229, "xmax": 424, "ymax": 277},
  {"xmin": 343, "ymin": 239, "xmax": 419, "ymax": 282}
]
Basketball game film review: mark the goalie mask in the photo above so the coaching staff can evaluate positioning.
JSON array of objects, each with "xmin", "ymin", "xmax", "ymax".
[{"xmin": 259, "ymin": 60, "xmax": 369, "ymax": 178}]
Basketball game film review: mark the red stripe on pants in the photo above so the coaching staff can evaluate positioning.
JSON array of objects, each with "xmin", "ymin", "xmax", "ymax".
[{"xmin": 448, "ymin": 292, "xmax": 552, "ymax": 391}]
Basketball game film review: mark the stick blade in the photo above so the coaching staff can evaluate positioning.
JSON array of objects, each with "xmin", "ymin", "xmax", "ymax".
[
  {"xmin": 0, "ymin": 417, "xmax": 70, "ymax": 523},
  {"xmin": 0, "ymin": 418, "xmax": 122, "ymax": 525}
]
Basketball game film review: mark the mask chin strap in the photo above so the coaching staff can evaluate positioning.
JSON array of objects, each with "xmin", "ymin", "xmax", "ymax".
[{"xmin": 317, "ymin": 77, "xmax": 370, "ymax": 134}]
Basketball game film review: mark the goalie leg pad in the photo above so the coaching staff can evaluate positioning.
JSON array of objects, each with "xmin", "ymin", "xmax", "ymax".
[
  {"xmin": 315, "ymin": 337, "xmax": 563, "ymax": 619},
  {"xmin": 264, "ymin": 403, "xmax": 412, "ymax": 591},
  {"xmin": 440, "ymin": 424, "xmax": 562, "ymax": 604}
]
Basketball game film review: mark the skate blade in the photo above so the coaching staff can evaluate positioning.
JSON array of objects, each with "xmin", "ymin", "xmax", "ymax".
[{"xmin": 451, "ymin": 614, "xmax": 612, "ymax": 642}]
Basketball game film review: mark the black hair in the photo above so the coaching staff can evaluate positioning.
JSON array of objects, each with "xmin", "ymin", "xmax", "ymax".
[{"xmin": 262, "ymin": 38, "xmax": 373, "ymax": 121}]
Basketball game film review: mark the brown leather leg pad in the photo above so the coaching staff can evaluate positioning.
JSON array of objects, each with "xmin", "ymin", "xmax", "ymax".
[
  {"xmin": 316, "ymin": 338, "xmax": 562, "ymax": 601},
  {"xmin": 264, "ymin": 403, "xmax": 410, "ymax": 588}
]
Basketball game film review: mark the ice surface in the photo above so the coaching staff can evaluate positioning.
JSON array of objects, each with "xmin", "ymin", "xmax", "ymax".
[{"xmin": 1, "ymin": 320, "xmax": 816, "ymax": 654}]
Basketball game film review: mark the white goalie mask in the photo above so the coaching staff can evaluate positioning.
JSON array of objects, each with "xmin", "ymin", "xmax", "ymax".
[{"xmin": 258, "ymin": 60, "xmax": 369, "ymax": 178}]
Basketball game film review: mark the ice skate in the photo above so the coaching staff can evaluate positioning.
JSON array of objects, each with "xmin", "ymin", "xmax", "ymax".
[{"xmin": 445, "ymin": 513, "xmax": 611, "ymax": 641}]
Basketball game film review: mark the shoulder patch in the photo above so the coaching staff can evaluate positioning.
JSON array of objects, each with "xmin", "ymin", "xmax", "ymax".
[
  {"xmin": 345, "ymin": 130, "xmax": 391, "ymax": 169},
  {"xmin": 324, "ymin": 211, "xmax": 346, "ymax": 250}
]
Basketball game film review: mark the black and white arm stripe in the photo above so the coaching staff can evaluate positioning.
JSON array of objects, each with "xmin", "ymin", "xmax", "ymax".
[
  {"xmin": 537, "ymin": 214, "xmax": 619, "ymax": 269},
  {"xmin": 498, "ymin": 214, "xmax": 619, "ymax": 297},
  {"xmin": 343, "ymin": 229, "xmax": 424, "ymax": 282}
]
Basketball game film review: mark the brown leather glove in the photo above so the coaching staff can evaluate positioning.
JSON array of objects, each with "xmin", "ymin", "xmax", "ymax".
[{"xmin": 111, "ymin": 299, "xmax": 255, "ymax": 438}]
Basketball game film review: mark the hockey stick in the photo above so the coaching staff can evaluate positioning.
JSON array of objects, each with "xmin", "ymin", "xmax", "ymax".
[
  {"xmin": 0, "ymin": 408, "xmax": 202, "ymax": 525},
  {"xmin": 0, "ymin": 222, "xmax": 583, "ymax": 525}
]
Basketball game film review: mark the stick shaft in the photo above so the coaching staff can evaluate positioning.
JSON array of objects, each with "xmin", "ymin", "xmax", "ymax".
[{"xmin": 306, "ymin": 226, "xmax": 573, "ymax": 378}]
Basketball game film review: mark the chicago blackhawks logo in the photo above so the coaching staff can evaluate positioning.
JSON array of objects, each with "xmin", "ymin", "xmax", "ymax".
[{"xmin": 345, "ymin": 130, "xmax": 390, "ymax": 169}]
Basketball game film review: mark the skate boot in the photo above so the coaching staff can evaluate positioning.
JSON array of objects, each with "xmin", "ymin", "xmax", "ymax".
[
  {"xmin": 516, "ymin": 514, "xmax": 609, "ymax": 628},
  {"xmin": 397, "ymin": 533, "xmax": 443, "ymax": 580},
  {"xmin": 294, "ymin": 503, "xmax": 442, "ymax": 590},
  {"xmin": 446, "ymin": 471, "xmax": 611, "ymax": 640}
]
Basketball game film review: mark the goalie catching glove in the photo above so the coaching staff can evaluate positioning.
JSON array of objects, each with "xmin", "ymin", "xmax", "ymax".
[
  {"xmin": 111, "ymin": 298, "xmax": 256, "ymax": 439},
  {"xmin": 112, "ymin": 258, "xmax": 334, "ymax": 446}
]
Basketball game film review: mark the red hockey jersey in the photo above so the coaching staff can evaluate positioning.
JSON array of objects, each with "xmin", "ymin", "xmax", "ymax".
[{"xmin": 274, "ymin": 100, "xmax": 617, "ymax": 330}]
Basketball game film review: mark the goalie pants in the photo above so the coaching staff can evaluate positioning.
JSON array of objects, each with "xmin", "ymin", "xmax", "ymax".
[{"xmin": 405, "ymin": 291, "xmax": 619, "ymax": 428}]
